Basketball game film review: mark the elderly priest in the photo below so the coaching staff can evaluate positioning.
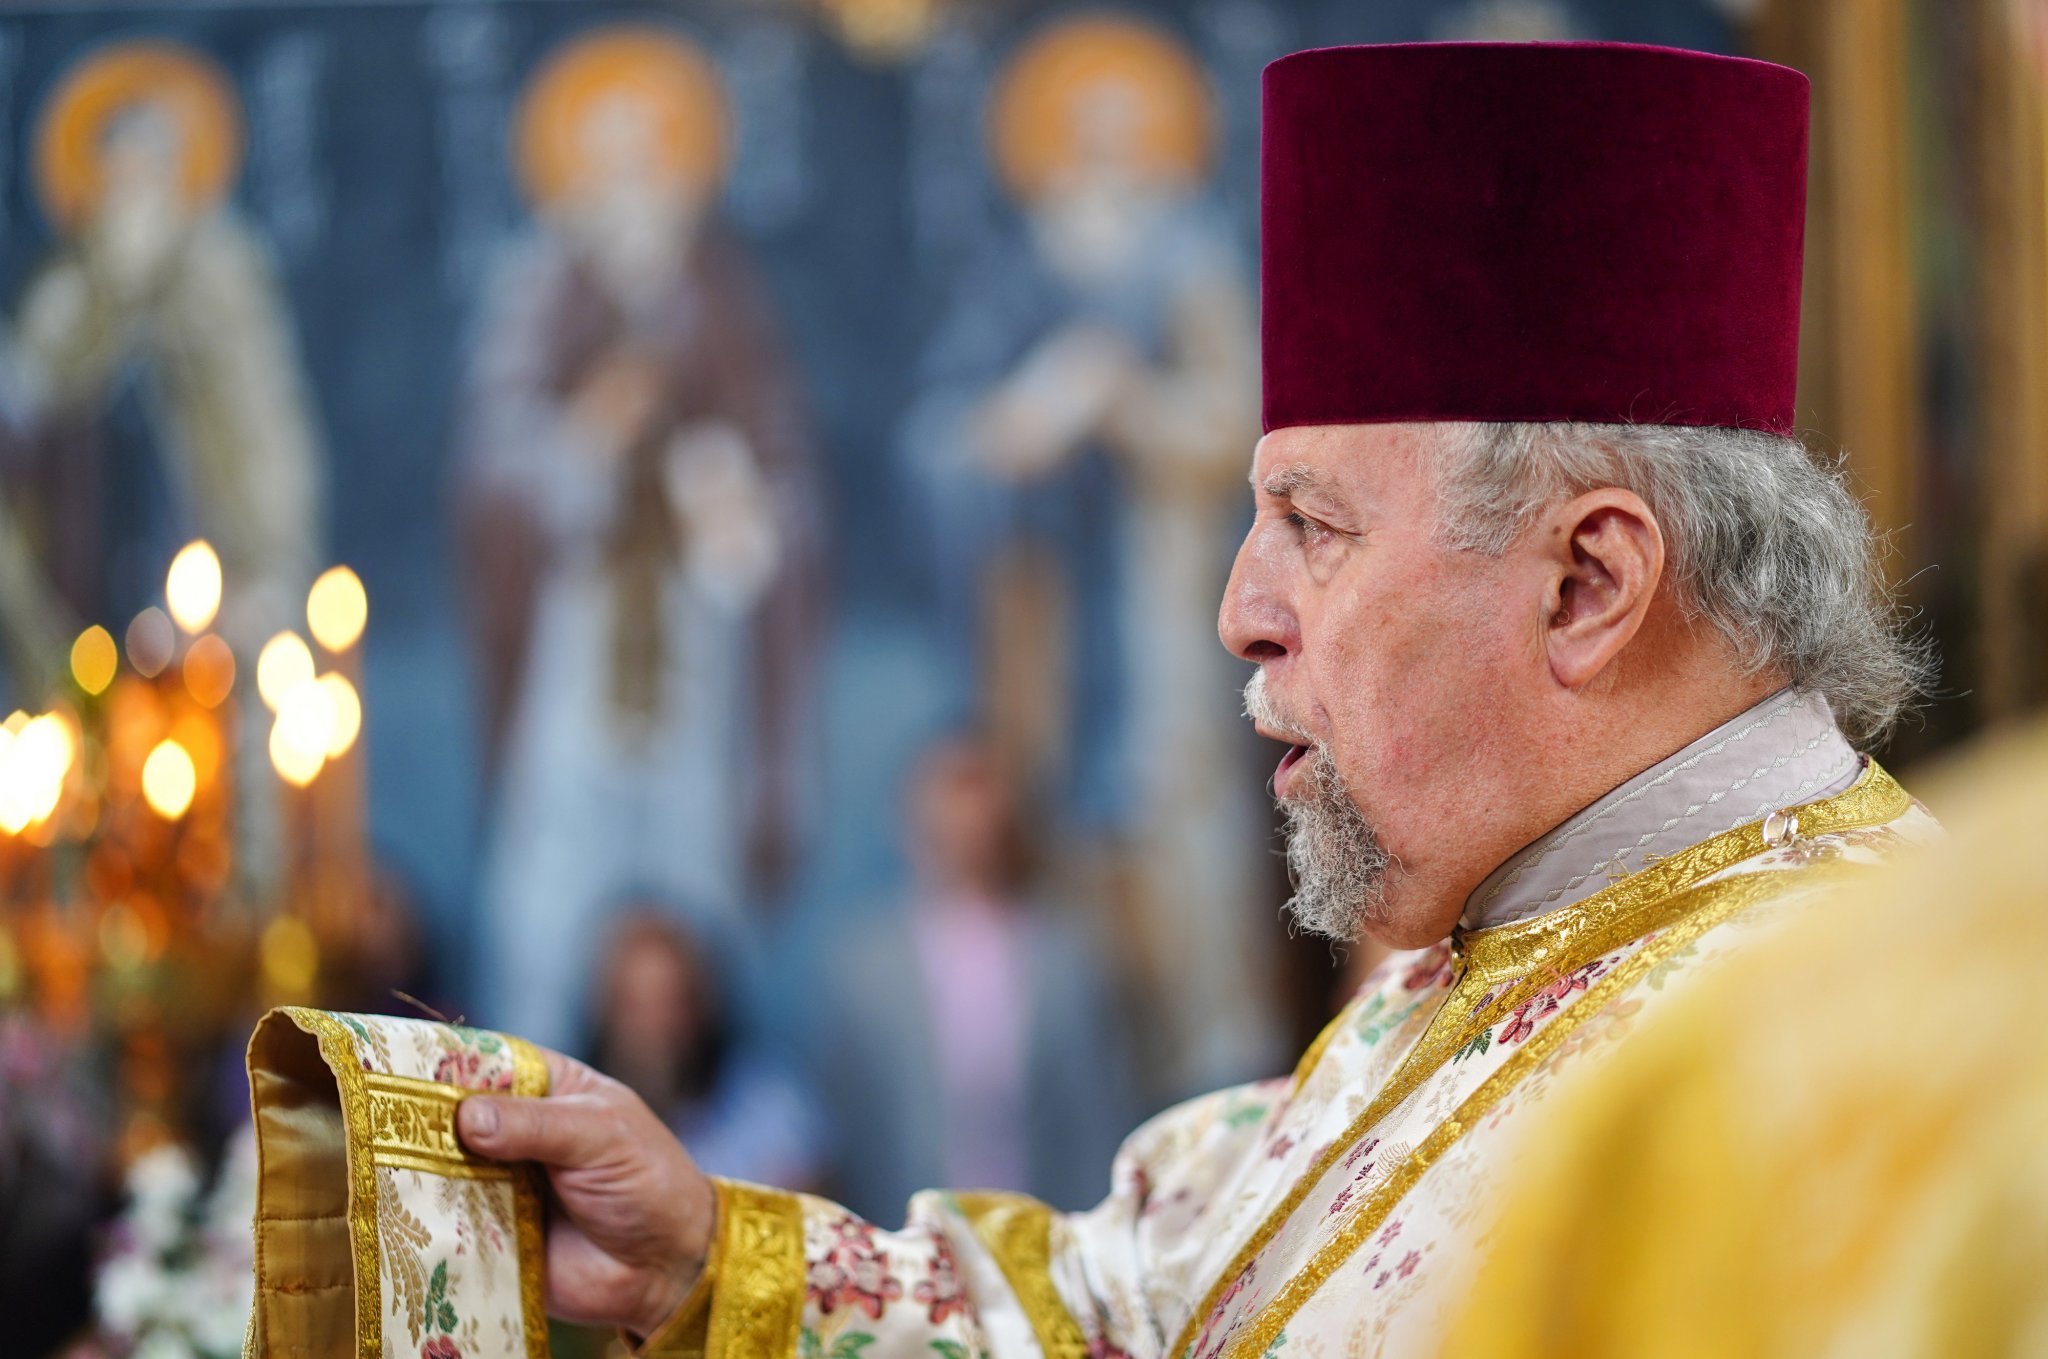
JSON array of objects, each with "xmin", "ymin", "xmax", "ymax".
[{"xmin": 456, "ymin": 40, "xmax": 1936, "ymax": 1359}]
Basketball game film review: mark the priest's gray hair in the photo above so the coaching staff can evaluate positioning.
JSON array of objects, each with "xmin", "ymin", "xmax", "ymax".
[{"xmin": 1430, "ymin": 422, "xmax": 1932, "ymax": 746}]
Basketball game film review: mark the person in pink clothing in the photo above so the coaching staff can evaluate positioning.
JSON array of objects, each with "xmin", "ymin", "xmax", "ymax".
[{"xmin": 810, "ymin": 735, "xmax": 1137, "ymax": 1220}]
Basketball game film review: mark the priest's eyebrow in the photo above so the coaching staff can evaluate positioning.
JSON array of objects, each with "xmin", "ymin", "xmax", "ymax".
[
  {"xmin": 1258, "ymin": 464, "xmax": 1323, "ymax": 497},
  {"xmin": 1258, "ymin": 464, "xmax": 1350, "ymax": 512}
]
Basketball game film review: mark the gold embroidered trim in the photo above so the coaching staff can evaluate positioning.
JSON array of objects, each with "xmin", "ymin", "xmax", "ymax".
[
  {"xmin": 1402, "ymin": 761, "xmax": 1913, "ymax": 1076},
  {"xmin": 363, "ymin": 1072, "xmax": 517, "ymax": 1180},
  {"xmin": 1397, "ymin": 762, "xmax": 1908, "ymax": 1099},
  {"xmin": 705, "ymin": 1178, "xmax": 805, "ymax": 1359},
  {"xmin": 1166, "ymin": 760, "xmax": 1907, "ymax": 1359},
  {"xmin": 954, "ymin": 1192, "xmax": 1090, "ymax": 1359},
  {"xmin": 280, "ymin": 1007, "xmax": 385, "ymax": 1359},
  {"xmin": 1458, "ymin": 759, "xmax": 1906, "ymax": 986},
  {"xmin": 1220, "ymin": 864, "xmax": 1854, "ymax": 1359},
  {"xmin": 509, "ymin": 1036, "xmax": 549, "ymax": 1098},
  {"xmin": 507, "ymin": 1036, "xmax": 551, "ymax": 1359}
]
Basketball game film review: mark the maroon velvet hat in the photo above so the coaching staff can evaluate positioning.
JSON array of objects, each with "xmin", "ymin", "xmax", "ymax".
[{"xmin": 1261, "ymin": 42, "xmax": 1809, "ymax": 434}]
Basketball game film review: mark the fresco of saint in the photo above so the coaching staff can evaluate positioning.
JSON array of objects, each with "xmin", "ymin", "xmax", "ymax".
[
  {"xmin": 456, "ymin": 25, "xmax": 822, "ymax": 1052},
  {"xmin": 0, "ymin": 38, "xmax": 326, "ymax": 900},
  {"xmin": 2, "ymin": 38, "xmax": 325, "ymax": 678},
  {"xmin": 902, "ymin": 15, "xmax": 1274, "ymax": 1092}
]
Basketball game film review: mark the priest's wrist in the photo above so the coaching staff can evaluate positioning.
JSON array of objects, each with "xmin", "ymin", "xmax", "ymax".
[{"xmin": 634, "ymin": 1165, "xmax": 719, "ymax": 1341}]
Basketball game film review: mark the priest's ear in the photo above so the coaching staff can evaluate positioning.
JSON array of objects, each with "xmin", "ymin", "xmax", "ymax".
[{"xmin": 1538, "ymin": 488, "xmax": 1665, "ymax": 690}]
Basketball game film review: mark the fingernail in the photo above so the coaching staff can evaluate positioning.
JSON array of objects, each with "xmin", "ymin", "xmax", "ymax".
[{"xmin": 463, "ymin": 1097, "xmax": 500, "ymax": 1140}]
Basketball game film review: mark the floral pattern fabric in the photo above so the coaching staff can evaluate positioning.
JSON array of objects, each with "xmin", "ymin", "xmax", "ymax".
[{"xmin": 337, "ymin": 1013, "xmax": 541, "ymax": 1359}]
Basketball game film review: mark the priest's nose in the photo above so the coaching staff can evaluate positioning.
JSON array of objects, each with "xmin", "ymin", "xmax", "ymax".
[{"xmin": 1220, "ymin": 533, "xmax": 1299, "ymax": 664}]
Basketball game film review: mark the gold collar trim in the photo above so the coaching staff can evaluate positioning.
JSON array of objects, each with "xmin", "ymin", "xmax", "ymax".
[{"xmin": 1456, "ymin": 756, "xmax": 1907, "ymax": 988}]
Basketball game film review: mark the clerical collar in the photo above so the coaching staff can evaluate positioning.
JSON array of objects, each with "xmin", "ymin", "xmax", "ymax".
[{"xmin": 1459, "ymin": 688, "xmax": 1860, "ymax": 933}]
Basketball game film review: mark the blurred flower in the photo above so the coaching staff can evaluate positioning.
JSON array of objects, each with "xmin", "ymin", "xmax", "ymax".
[
  {"xmin": 134, "ymin": 1331, "xmax": 197, "ymax": 1359},
  {"xmin": 94, "ymin": 1133, "xmax": 255, "ymax": 1359},
  {"xmin": 97, "ymin": 1249, "xmax": 169, "ymax": 1337},
  {"xmin": 124, "ymin": 1145, "xmax": 200, "ymax": 1248},
  {"xmin": 201, "ymin": 1129, "xmax": 258, "ymax": 1245}
]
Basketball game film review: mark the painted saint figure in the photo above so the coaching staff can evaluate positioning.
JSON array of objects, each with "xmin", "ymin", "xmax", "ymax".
[
  {"xmin": 458, "ymin": 26, "xmax": 821, "ymax": 1052},
  {"xmin": 906, "ymin": 16, "xmax": 1273, "ymax": 1091},
  {"xmin": 5, "ymin": 40, "xmax": 323, "ymax": 657}
]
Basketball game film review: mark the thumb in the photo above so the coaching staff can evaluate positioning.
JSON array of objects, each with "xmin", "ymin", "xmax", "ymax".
[{"xmin": 458, "ymin": 1091, "xmax": 609, "ymax": 1168}]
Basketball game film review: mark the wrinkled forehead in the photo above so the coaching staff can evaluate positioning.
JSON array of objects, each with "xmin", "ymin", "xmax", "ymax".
[{"xmin": 1249, "ymin": 422, "xmax": 1447, "ymax": 504}]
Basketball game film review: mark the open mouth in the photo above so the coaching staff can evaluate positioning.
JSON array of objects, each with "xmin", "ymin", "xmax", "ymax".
[
  {"xmin": 1274, "ymin": 741, "xmax": 1311, "ymax": 792},
  {"xmin": 1249, "ymin": 707, "xmax": 1316, "ymax": 795}
]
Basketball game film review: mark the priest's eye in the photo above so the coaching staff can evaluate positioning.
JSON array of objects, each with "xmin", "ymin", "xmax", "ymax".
[{"xmin": 1286, "ymin": 511, "xmax": 1327, "ymax": 543}]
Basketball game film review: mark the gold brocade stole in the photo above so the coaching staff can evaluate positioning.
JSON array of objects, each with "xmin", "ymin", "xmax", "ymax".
[
  {"xmin": 245, "ymin": 1009, "xmax": 551, "ymax": 1359},
  {"xmin": 1168, "ymin": 760, "xmax": 1912, "ymax": 1359}
]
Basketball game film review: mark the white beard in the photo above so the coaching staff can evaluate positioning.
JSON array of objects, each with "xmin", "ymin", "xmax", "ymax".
[{"xmin": 1243, "ymin": 671, "xmax": 1394, "ymax": 942}]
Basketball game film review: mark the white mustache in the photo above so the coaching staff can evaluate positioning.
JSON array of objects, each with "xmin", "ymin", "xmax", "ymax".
[{"xmin": 1243, "ymin": 670, "xmax": 1317, "ymax": 748}]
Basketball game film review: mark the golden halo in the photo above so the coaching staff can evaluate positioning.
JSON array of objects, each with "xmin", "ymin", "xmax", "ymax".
[
  {"xmin": 34, "ymin": 39, "xmax": 241, "ymax": 230},
  {"xmin": 989, "ymin": 14, "xmax": 1213, "ymax": 203},
  {"xmin": 514, "ymin": 24, "xmax": 731, "ymax": 207}
]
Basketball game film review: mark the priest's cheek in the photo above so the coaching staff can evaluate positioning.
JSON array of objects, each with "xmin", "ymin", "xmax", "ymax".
[{"xmin": 1325, "ymin": 590, "xmax": 1510, "ymax": 818}]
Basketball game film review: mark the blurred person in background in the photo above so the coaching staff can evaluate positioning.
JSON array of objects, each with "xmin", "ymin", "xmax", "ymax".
[
  {"xmin": 811, "ymin": 733, "xmax": 1137, "ymax": 1219},
  {"xmin": 585, "ymin": 905, "xmax": 825, "ymax": 1193},
  {"xmin": 458, "ymin": 25, "xmax": 823, "ymax": 1053}
]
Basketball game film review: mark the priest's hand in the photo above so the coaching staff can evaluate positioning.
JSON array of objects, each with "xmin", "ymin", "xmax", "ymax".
[{"xmin": 456, "ymin": 1048, "xmax": 716, "ymax": 1339}]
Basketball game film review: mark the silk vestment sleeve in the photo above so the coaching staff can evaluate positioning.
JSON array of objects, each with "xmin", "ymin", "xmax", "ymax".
[{"xmin": 639, "ymin": 1082, "xmax": 1276, "ymax": 1359}]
